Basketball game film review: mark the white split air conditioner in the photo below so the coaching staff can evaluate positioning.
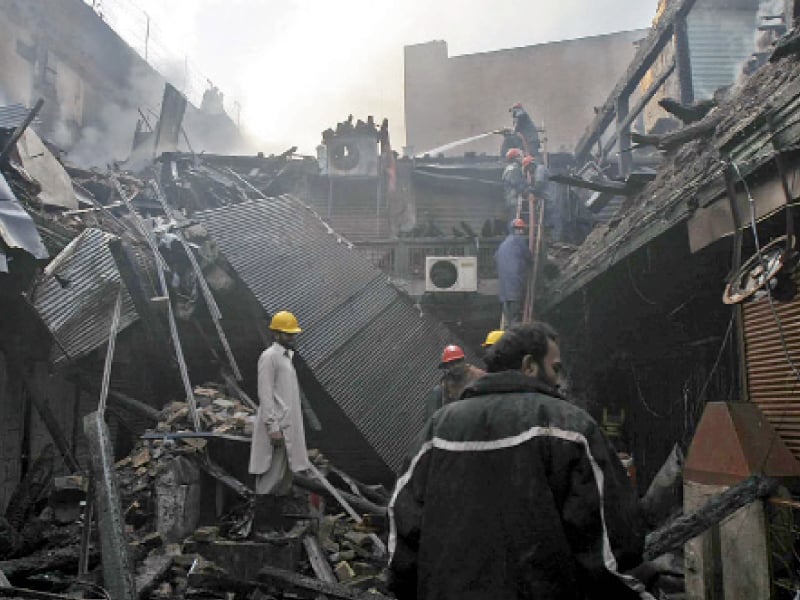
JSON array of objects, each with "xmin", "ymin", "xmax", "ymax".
[{"xmin": 425, "ymin": 256, "xmax": 478, "ymax": 292}]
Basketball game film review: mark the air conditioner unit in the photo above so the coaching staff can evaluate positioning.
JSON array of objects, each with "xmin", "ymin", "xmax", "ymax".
[{"xmin": 425, "ymin": 256, "xmax": 478, "ymax": 292}]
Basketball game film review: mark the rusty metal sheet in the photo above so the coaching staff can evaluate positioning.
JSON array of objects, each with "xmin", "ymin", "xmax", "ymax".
[{"xmin": 743, "ymin": 268, "xmax": 800, "ymax": 459}]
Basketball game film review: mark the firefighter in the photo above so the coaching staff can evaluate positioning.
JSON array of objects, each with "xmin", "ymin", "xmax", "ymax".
[
  {"xmin": 494, "ymin": 218, "xmax": 531, "ymax": 326},
  {"xmin": 510, "ymin": 102, "xmax": 541, "ymax": 156},
  {"xmin": 502, "ymin": 148, "xmax": 527, "ymax": 224},
  {"xmin": 248, "ymin": 310, "xmax": 311, "ymax": 538},
  {"xmin": 425, "ymin": 345, "xmax": 485, "ymax": 420}
]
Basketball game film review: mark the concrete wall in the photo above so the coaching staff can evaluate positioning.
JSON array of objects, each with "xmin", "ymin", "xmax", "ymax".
[
  {"xmin": 404, "ymin": 30, "xmax": 646, "ymax": 157},
  {"xmin": 0, "ymin": 0, "xmax": 243, "ymax": 167}
]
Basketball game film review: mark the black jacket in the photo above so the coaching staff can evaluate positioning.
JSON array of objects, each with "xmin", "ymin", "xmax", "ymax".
[{"xmin": 388, "ymin": 372, "xmax": 650, "ymax": 600}]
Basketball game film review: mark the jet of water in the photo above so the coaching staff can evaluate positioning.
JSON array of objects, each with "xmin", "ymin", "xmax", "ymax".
[{"xmin": 416, "ymin": 131, "xmax": 496, "ymax": 157}]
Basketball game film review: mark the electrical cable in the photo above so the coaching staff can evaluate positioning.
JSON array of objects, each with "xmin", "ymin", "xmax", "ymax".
[{"xmin": 731, "ymin": 161, "xmax": 800, "ymax": 384}]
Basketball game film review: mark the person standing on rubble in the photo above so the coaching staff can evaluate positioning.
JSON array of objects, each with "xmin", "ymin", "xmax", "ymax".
[
  {"xmin": 389, "ymin": 322, "xmax": 650, "ymax": 600},
  {"xmin": 502, "ymin": 148, "xmax": 527, "ymax": 223},
  {"xmin": 249, "ymin": 310, "xmax": 311, "ymax": 537},
  {"xmin": 495, "ymin": 218, "xmax": 530, "ymax": 326}
]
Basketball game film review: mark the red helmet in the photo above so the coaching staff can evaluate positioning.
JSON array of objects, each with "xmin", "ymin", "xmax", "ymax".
[
  {"xmin": 505, "ymin": 148, "xmax": 522, "ymax": 162},
  {"xmin": 439, "ymin": 344, "xmax": 465, "ymax": 368},
  {"xmin": 510, "ymin": 102, "xmax": 523, "ymax": 110},
  {"xmin": 522, "ymin": 155, "xmax": 536, "ymax": 168},
  {"xmin": 512, "ymin": 218, "xmax": 527, "ymax": 229}
]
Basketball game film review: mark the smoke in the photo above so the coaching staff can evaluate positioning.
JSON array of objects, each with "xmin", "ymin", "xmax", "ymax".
[
  {"xmin": 58, "ymin": 103, "xmax": 140, "ymax": 168},
  {"xmin": 133, "ymin": 0, "xmax": 659, "ymax": 154},
  {"xmin": 755, "ymin": 0, "xmax": 786, "ymax": 54}
]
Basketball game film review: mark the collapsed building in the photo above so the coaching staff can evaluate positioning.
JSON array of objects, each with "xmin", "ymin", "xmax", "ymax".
[{"xmin": 3, "ymin": 0, "xmax": 800, "ymax": 598}]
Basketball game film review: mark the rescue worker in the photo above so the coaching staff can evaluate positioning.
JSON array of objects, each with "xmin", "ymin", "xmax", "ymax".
[
  {"xmin": 510, "ymin": 102, "xmax": 541, "ymax": 156},
  {"xmin": 481, "ymin": 329, "xmax": 504, "ymax": 348},
  {"xmin": 502, "ymin": 148, "xmax": 527, "ymax": 223},
  {"xmin": 424, "ymin": 345, "xmax": 485, "ymax": 421},
  {"xmin": 494, "ymin": 218, "xmax": 530, "ymax": 325},
  {"xmin": 523, "ymin": 153, "xmax": 561, "ymax": 243},
  {"xmin": 389, "ymin": 322, "xmax": 650, "ymax": 600},
  {"xmin": 249, "ymin": 310, "xmax": 311, "ymax": 537}
]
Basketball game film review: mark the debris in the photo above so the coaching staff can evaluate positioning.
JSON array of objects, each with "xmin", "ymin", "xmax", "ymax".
[
  {"xmin": 334, "ymin": 561, "xmax": 355, "ymax": 582},
  {"xmin": 292, "ymin": 473, "xmax": 385, "ymax": 517},
  {"xmin": 258, "ymin": 564, "xmax": 391, "ymax": 600},
  {"xmin": 303, "ymin": 535, "xmax": 336, "ymax": 583},
  {"xmin": 83, "ymin": 410, "xmax": 136, "ymax": 600},
  {"xmin": 135, "ymin": 554, "xmax": 174, "ymax": 599},
  {"xmin": 643, "ymin": 473, "xmax": 778, "ymax": 560}
]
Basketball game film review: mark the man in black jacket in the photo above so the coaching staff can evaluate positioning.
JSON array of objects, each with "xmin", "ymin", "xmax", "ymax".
[{"xmin": 388, "ymin": 322, "xmax": 650, "ymax": 600}]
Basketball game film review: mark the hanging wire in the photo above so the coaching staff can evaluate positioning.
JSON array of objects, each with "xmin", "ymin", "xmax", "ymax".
[{"xmin": 731, "ymin": 161, "xmax": 800, "ymax": 384}]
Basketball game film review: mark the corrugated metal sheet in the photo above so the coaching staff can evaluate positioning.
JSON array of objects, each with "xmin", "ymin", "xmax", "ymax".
[
  {"xmin": 744, "ymin": 268, "xmax": 800, "ymax": 458},
  {"xmin": 688, "ymin": 8, "xmax": 758, "ymax": 100},
  {"xmin": 32, "ymin": 228, "xmax": 138, "ymax": 362},
  {"xmin": 0, "ymin": 171, "xmax": 49, "ymax": 259},
  {"xmin": 0, "ymin": 104, "xmax": 37, "ymax": 130},
  {"xmin": 195, "ymin": 195, "xmax": 472, "ymax": 472}
]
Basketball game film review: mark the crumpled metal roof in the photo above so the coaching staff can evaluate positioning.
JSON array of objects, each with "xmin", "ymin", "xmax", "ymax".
[
  {"xmin": 32, "ymin": 228, "xmax": 137, "ymax": 362},
  {"xmin": 0, "ymin": 171, "xmax": 49, "ymax": 260},
  {"xmin": 0, "ymin": 104, "xmax": 37, "ymax": 130},
  {"xmin": 195, "ymin": 196, "xmax": 467, "ymax": 472}
]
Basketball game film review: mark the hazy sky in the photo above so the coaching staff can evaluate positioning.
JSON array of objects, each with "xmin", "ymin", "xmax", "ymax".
[{"xmin": 127, "ymin": 0, "xmax": 660, "ymax": 154}]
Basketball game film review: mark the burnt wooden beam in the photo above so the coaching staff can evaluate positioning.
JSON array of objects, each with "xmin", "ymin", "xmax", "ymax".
[
  {"xmin": 631, "ymin": 111, "xmax": 723, "ymax": 152},
  {"xmin": 19, "ymin": 364, "xmax": 80, "ymax": 473},
  {"xmin": 293, "ymin": 473, "xmax": 387, "ymax": 517},
  {"xmin": 575, "ymin": 0, "xmax": 699, "ymax": 161},
  {"xmin": 259, "ymin": 565, "xmax": 391, "ymax": 600},
  {"xmin": 643, "ymin": 474, "xmax": 778, "ymax": 560},
  {"xmin": 602, "ymin": 61, "xmax": 676, "ymax": 158},
  {"xmin": 549, "ymin": 173, "xmax": 631, "ymax": 195},
  {"xmin": 616, "ymin": 94, "xmax": 633, "ymax": 177},
  {"xmin": 302, "ymin": 535, "xmax": 337, "ymax": 583}
]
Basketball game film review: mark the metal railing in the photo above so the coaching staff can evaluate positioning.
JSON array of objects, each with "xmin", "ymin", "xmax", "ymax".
[
  {"xmin": 83, "ymin": 0, "xmax": 240, "ymax": 122},
  {"xmin": 355, "ymin": 238, "xmax": 502, "ymax": 279}
]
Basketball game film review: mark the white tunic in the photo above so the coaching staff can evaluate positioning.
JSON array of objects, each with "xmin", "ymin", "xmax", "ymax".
[{"xmin": 248, "ymin": 342, "xmax": 311, "ymax": 475}]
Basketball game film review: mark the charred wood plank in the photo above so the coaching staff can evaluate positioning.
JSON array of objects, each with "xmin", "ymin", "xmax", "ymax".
[
  {"xmin": 293, "ymin": 473, "xmax": 386, "ymax": 517},
  {"xmin": 631, "ymin": 111, "xmax": 723, "ymax": 152},
  {"xmin": 302, "ymin": 536, "xmax": 336, "ymax": 584},
  {"xmin": 328, "ymin": 468, "xmax": 389, "ymax": 505},
  {"xmin": 135, "ymin": 554, "xmax": 174, "ymax": 599},
  {"xmin": 0, "ymin": 544, "xmax": 99, "ymax": 579},
  {"xmin": 258, "ymin": 564, "xmax": 392, "ymax": 600},
  {"xmin": 643, "ymin": 474, "xmax": 778, "ymax": 560},
  {"xmin": 194, "ymin": 455, "xmax": 254, "ymax": 499}
]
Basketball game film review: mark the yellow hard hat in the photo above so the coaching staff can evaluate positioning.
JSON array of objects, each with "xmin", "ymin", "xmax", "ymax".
[
  {"xmin": 482, "ymin": 329, "xmax": 504, "ymax": 347},
  {"xmin": 269, "ymin": 310, "xmax": 302, "ymax": 334}
]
